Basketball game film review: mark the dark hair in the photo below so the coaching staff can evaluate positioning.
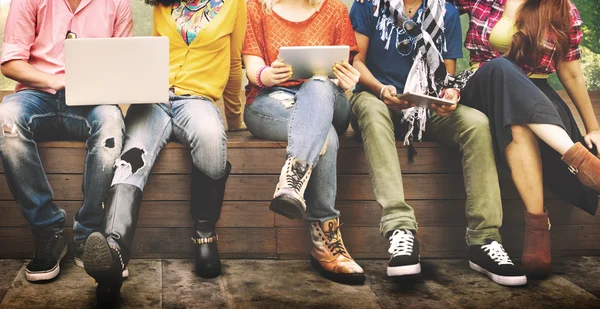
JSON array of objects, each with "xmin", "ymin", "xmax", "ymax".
[
  {"xmin": 145, "ymin": 0, "xmax": 179, "ymax": 5},
  {"xmin": 507, "ymin": 0, "xmax": 571, "ymax": 68}
]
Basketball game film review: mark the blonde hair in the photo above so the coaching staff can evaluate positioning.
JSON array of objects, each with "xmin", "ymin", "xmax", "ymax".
[{"xmin": 260, "ymin": 0, "xmax": 325, "ymax": 14}]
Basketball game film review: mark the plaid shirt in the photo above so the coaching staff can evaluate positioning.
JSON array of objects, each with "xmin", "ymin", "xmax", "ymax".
[{"xmin": 451, "ymin": 0, "xmax": 583, "ymax": 75}]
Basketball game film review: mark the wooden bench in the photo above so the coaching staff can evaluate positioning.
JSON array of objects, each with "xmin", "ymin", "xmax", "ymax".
[{"xmin": 0, "ymin": 90, "xmax": 599, "ymax": 260}]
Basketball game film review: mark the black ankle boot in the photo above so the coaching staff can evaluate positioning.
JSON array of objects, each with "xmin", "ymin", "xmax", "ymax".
[
  {"xmin": 191, "ymin": 162, "xmax": 231, "ymax": 278},
  {"xmin": 84, "ymin": 184, "xmax": 142, "ymax": 305}
]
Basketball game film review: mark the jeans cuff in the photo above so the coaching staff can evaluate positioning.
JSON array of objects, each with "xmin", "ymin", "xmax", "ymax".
[
  {"xmin": 465, "ymin": 227, "xmax": 502, "ymax": 246},
  {"xmin": 380, "ymin": 213, "xmax": 418, "ymax": 236}
]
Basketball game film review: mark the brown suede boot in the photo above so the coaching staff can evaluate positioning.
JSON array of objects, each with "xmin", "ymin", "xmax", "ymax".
[
  {"xmin": 562, "ymin": 142, "xmax": 600, "ymax": 192},
  {"xmin": 522, "ymin": 209, "xmax": 551, "ymax": 278}
]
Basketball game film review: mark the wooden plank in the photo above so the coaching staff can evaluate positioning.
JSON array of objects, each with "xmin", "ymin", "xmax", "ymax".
[
  {"xmin": 0, "ymin": 227, "xmax": 277, "ymax": 259},
  {"xmin": 0, "ymin": 173, "xmax": 564, "ymax": 201},
  {"xmin": 274, "ymin": 199, "xmax": 600, "ymax": 228},
  {"xmin": 275, "ymin": 225, "xmax": 600, "ymax": 258},
  {"xmin": 3, "ymin": 199, "xmax": 597, "ymax": 229},
  {"xmin": 0, "ymin": 146, "xmax": 463, "ymax": 174}
]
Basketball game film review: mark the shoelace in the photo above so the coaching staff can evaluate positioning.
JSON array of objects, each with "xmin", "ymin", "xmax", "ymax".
[
  {"xmin": 286, "ymin": 163, "xmax": 307, "ymax": 192},
  {"xmin": 481, "ymin": 241, "xmax": 514, "ymax": 266},
  {"xmin": 324, "ymin": 222, "xmax": 347, "ymax": 256},
  {"xmin": 388, "ymin": 229, "xmax": 414, "ymax": 257}
]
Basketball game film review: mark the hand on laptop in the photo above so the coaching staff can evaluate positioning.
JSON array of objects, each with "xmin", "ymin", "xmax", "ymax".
[
  {"xmin": 381, "ymin": 85, "xmax": 414, "ymax": 111},
  {"xmin": 262, "ymin": 60, "xmax": 293, "ymax": 87},
  {"xmin": 333, "ymin": 61, "xmax": 360, "ymax": 91},
  {"xmin": 49, "ymin": 75, "xmax": 66, "ymax": 91}
]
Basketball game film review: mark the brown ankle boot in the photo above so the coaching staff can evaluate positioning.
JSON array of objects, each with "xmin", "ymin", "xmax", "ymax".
[
  {"xmin": 562, "ymin": 142, "xmax": 600, "ymax": 192},
  {"xmin": 522, "ymin": 209, "xmax": 551, "ymax": 278},
  {"xmin": 309, "ymin": 218, "xmax": 365, "ymax": 284}
]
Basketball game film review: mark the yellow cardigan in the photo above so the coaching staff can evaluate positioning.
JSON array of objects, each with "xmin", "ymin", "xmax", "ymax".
[{"xmin": 152, "ymin": 0, "xmax": 246, "ymax": 128}]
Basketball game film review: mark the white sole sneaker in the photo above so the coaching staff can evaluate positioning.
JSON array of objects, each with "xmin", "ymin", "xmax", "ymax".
[
  {"xmin": 75, "ymin": 258, "xmax": 129, "ymax": 278},
  {"xmin": 25, "ymin": 246, "xmax": 68, "ymax": 282},
  {"xmin": 469, "ymin": 261, "xmax": 527, "ymax": 286},
  {"xmin": 387, "ymin": 263, "xmax": 421, "ymax": 276}
]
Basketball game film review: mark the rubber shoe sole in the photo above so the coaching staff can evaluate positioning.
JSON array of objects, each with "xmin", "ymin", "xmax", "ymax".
[
  {"xmin": 25, "ymin": 245, "xmax": 68, "ymax": 282},
  {"xmin": 469, "ymin": 261, "xmax": 527, "ymax": 286},
  {"xmin": 270, "ymin": 195, "xmax": 305, "ymax": 219},
  {"xmin": 387, "ymin": 263, "xmax": 421, "ymax": 277},
  {"xmin": 84, "ymin": 232, "xmax": 123, "ymax": 305},
  {"xmin": 310, "ymin": 255, "xmax": 366, "ymax": 284},
  {"xmin": 75, "ymin": 258, "xmax": 129, "ymax": 278}
]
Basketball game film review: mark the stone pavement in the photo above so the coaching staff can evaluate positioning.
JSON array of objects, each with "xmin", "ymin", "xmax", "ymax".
[{"xmin": 1, "ymin": 258, "xmax": 599, "ymax": 309}]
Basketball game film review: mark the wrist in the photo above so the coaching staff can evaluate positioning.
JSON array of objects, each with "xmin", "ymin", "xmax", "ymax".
[
  {"xmin": 379, "ymin": 85, "xmax": 389, "ymax": 100},
  {"xmin": 256, "ymin": 65, "xmax": 269, "ymax": 88}
]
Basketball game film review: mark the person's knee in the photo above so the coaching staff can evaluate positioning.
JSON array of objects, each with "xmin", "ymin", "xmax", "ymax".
[
  {"xmin": 300, "ymin": 78, "xmax": 336, "ymax": 100},
  {"xmin": 190, "ymin": 127, "xmax": 227, "ymax": 179},
  {"xmin": 0, "ymin": 102, "xmax": 29, "ymax": 138},
  {"xmin": 510, "ymin": 125, "xmax": 535, "ymax": 144}
]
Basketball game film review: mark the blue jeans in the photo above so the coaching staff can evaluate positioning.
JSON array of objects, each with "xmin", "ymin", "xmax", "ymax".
[
  {"xmin": 0, "ymin": 90, "xmax": 124, "ymax": 241},
  {"xmin": 112, "ymin": 94, "xmax": 227, "ymax": 189},
  {"xmin": 243, "ymin": 78, "xmax": 350, "ymax": 221}
]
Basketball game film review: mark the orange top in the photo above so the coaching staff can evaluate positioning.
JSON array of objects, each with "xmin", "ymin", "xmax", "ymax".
[{"xmin": 242, "ymin": 0, "xmax": 359, "ymax": 104}]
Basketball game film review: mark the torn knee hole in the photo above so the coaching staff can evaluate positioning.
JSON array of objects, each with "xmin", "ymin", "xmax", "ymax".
[
  {"xmin": 2, "ymin": 121, "xmax": 18, "ymax": 137},
  {"xmin": 104, "ymin": 137, "xmax": 115, "ymax": 149},
  {"xmin": 118, "ymin": 148, "xmax": 145, "ymax": 174}
]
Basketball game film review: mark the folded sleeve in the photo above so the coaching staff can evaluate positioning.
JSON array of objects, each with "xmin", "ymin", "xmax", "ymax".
[
  {"xmin": 1, "ymin": 0, "xmax": 38, "ymax": 64},
  {"xmin": 113, "ymin": 0, "xmax": 133, "ymax": 37}
]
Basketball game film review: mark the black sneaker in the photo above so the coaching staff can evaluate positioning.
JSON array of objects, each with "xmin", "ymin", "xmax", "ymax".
[
  {"xmin": 469, "ymin": 240, "xmax": 527, "ymax": 286},
  {"xmin": 84, "ymin": 232, "xmax": 125, "ymax": 305},
  {"xmin": 25, "ymin": 226, "xmax": 67, "ymax": 282},
  {"xmin": 386, "ymin": 229, "xmax": 421, "ymax": 276}
]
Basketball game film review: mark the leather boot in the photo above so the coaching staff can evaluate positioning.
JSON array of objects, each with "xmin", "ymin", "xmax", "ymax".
[
  {"xmin": 562, "ymin": 142, "xmax": 600, "ymax": 193},
  {"xmin": 309, "ymin": 218, "xmax": 365, "ymax": 284},
  {"xmin": 522, "ymin": 209, "xmax": 552, "ymax": 278},
  {"xmin": 84, "ymin": 184, "xmax": 142, "ymax": 305},
  {"xmin": 270, "ymin": 157, "xmax": 313, "ymax": 219},
  {"xmin": 191, "ymin": 162, "xmax": 231, "ymax": 278}
]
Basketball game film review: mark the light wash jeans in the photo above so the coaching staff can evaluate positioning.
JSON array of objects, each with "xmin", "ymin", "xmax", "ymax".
[
  {"xmin": 112, "ymin": 94, "xmax": 228, "ymax": 189},
  {"xmin": 243, "ymin": 78, "xmax": 350, "ymax": 221},
  {"xmin": 0, "ymin": 89, "xmax": 124, "ymax": 241}
]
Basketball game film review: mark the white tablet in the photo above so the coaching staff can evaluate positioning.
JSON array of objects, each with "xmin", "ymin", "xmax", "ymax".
[
  {"xmin": 278, "ymin": 46, "xmax": 350, "ymax": 79},
  {"xmin": 396, "ymin": 92, "xmax": 457, "ymax": 108}
]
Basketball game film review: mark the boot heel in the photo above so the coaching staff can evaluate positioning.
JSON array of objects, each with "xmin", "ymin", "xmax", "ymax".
[
  {"xmin": 84, "ymin": 232, "xmax": 124, "ymax": 305},
  {"xmin": 270, "ymin": 195, "xmax": 305, "ymax": 219}
]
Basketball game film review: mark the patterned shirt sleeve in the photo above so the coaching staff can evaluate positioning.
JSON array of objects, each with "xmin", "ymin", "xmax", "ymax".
[
  {"xmin": 564, "ymin": 2, "xmax": 583, "ymax": 62},
  {"xmin": 448, "ymin": 0, "xmax": 473, "ymax": 15},
  {"xmin": 241, "ymin": 0, "xmax": 264, "ymax": 58}
]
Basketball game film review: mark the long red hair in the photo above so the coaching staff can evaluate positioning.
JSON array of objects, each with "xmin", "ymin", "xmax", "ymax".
[{"xmin": 507, "ymin": 0, "xmax": 572, "ymax": 68}]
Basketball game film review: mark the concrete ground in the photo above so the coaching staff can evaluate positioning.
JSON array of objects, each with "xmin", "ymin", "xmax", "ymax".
[{"xmin": 0, "ymin": 258, "xmax": 599, "ymax": 309}]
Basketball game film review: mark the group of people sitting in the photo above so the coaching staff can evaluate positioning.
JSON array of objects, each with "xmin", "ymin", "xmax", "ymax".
[{"xmin": 1, "ymin": 0, "xmax": 599, "ymax": 305}]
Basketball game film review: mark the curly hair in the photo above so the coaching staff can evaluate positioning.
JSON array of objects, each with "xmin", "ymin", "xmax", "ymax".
[{"xmin": 145, "ymin": 0, "xmax": 180, "ymax": 6}]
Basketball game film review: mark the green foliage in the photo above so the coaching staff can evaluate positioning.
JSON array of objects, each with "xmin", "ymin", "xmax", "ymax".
[{"xmin": 573, "ymin": 0, "xmax": 600, "ymax": 54}]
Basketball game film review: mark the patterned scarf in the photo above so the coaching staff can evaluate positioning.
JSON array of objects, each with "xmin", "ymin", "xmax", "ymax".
[{"xmin": 374, "ymin": 0, "xmax": 472, "ymax": 145}]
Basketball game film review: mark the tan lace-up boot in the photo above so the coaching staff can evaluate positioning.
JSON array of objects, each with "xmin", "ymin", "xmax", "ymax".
[{"xmin": 309, "ymin": 218, "xmax": 365, "ymax": 284}]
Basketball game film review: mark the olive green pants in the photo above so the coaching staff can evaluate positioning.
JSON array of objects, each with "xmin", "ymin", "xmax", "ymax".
[{"xmin": 350, "ymin": 91, "xmax": 502, "ymax": 246}]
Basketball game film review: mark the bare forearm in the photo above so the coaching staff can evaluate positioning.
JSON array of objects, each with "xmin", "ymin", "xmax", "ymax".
[
  {"xmin": 243, "ymin": 55, "xmax": 266, "ymax": 86},
  {"xmin": 558, "ymin": 64, "xmax": 600, "ymax": 132},
  {"xmin": 354, "ymin": 59, "xmax": 385, "ymax": 97},
  {"xmin": 1, "ymin": 60, "xmax": 58, "ymax": 89}
]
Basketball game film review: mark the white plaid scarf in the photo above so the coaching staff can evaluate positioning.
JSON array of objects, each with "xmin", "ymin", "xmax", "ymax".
[{"xmin": 374, "ymin": 0, "xmax": 472, "ymax": 145}]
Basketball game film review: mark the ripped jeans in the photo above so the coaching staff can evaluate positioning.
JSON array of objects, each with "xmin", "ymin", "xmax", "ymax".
[
  {"xmin": 0, "ymin": 90, "xmax": 124, "ymax": 241},
  {"xmin": 243, "ymin": 79, "xmax": 350, "ymax": 221},
  {"xmin": 111, "ymin": 94, "xmax": 227, "ymax": 189}
]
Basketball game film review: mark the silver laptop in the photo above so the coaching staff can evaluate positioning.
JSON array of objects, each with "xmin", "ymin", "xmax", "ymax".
[{"xmin": 64, "ymin": 37, "xmax": 169, "ymax": 106}]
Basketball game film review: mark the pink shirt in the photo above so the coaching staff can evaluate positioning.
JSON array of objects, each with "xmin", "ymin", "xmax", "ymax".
[{"xmin": 1, "ymin": 0, "xmax": 133, "ymax": 93}]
